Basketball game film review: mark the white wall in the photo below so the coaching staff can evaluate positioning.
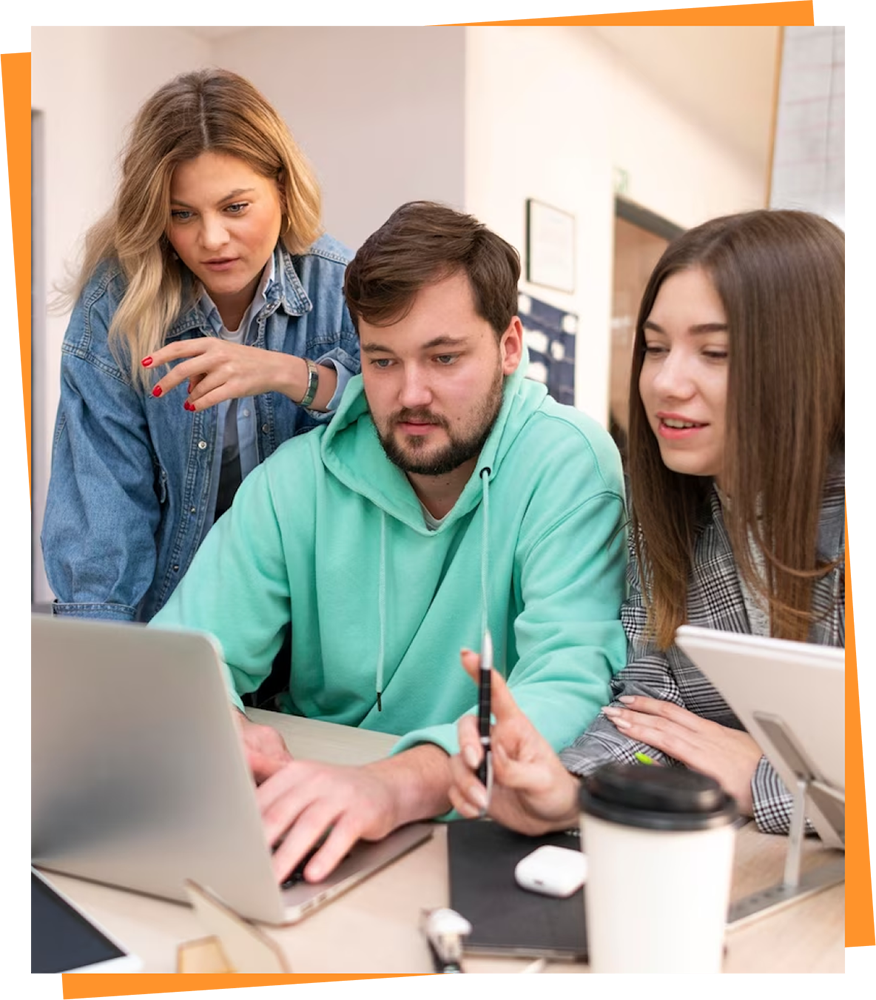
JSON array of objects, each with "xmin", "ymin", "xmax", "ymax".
[
  {"xmin": 214, "ymin": 27, "xmax": 466, "ymax": 252},
  {"xmin": 609, "ymin": 40, "xmax": 767, "ymax": 228},
  {"xmin": 31, "ymin": 26, "xmax": 213, "ymax": 603},
  {"xmin": 465, "ymin": 27, "xmax": 616, "ymax": 429},
  {"xmin": 464, "ymin": 26, "xmax": 766, "ymax": 428}
]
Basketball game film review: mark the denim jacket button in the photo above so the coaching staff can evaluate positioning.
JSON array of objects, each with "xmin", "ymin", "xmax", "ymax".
[
  {"xmin": 190, "ymin": 507, "xmax": 196, "ymax": 514},
  {"xmin": 198, "ymin": 440, "xmax": 207, "ymax": 450},
  {"xmin": 261, "ymin": 424, "xmax": 269, "ymax": 434}
]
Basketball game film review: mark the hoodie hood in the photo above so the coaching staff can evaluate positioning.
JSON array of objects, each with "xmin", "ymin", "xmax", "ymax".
[{"xmin": 319, "ymin": 352, "xmax": 543, "ymax": 533}]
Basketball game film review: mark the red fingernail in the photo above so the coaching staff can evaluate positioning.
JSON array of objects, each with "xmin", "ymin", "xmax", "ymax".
[
  {"xmin": 141, "ymin": 357, "xmax": 153, "ymax": 367},
  {"xmin": 184, "ymin": 401, "xmax": 195, "ymax": 412},
  {"xmin": 152, "ymin": 385, "xmax": 162, "ymax": 397}
]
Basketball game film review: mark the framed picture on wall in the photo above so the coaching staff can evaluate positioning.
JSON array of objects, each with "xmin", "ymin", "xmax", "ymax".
[{"xmin": 525, "ymin": 199, "xmax": 575, "ymax": 293}]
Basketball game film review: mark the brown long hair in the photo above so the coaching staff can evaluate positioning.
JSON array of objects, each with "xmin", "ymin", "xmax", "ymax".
[
  {"xmin": 627, "ymin": 210, "xmax": 844, "ymax": 647},
  {"xmin": 62, "ymin": 69, "xmax": 322, "ymax": 386}
]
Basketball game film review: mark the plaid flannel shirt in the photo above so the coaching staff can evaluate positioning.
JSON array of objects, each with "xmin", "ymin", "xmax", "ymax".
[{"xmin": 560, "ymin": 454, "xmax": 845, "ymax": 836}]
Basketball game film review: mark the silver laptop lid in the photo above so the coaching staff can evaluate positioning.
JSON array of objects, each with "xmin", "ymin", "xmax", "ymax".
[
  {"xmin": 33, "ymin": 615, "xmax": 434, "ymax": 926},
  {"xmin": 32, "ymin": 615, "xmax": 286, "ymax": 923}
]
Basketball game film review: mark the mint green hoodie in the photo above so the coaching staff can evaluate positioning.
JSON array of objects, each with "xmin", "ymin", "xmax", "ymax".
[{"xmin": 151, "ymin": 363, "xmax": 628, "ymax": 758}]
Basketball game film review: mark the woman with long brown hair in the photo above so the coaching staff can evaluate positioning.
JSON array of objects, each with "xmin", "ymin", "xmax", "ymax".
[
  {"xmin": 42, "ymin": 69, "xmax": 359, "ymax": 622},
  {"xmin": 447, "ymin": 209, "xmax": 844, "ymax": 835}
]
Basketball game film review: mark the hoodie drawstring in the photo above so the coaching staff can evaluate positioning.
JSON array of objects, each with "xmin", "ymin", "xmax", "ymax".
[
  {"xmin": 376, "ymin": 510, "xmax": 387, "ymax": 711},
  {"xmin": 479, "ymin": 466, "xmax": 492, "ymax": 639},
  {"xmin": 374, "ymin": 467, "xmax": 493, "ymax": 712}
]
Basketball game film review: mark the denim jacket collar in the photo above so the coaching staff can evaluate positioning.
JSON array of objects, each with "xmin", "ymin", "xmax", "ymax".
[{"xmin": 165, "ymin": 243, "xmax": 313, "ymax": 341}]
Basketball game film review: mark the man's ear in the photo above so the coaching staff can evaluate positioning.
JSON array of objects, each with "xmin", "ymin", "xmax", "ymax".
[{"xmin": 500, "ymin": 317, "xmax": 524, "ymax": 375}]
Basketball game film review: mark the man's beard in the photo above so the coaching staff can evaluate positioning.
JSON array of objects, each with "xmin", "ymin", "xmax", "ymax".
[{"xmin": 375, "ymin": 366, "xmax": 504, "ymax": 477}]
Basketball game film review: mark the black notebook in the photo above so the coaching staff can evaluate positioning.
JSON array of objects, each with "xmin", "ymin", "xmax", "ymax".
[{"xmin": 447, "ymin": 819, "xmax": 588, "ymax": 960}]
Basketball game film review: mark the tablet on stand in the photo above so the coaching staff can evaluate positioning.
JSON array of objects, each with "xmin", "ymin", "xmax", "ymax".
[
  {"xmin": 726, "ymin": 711, "xmax": 844, "ymax": 926},
  {"xmin": 674, "ymin": 626, "xmax": 845, "ymax": 927}
]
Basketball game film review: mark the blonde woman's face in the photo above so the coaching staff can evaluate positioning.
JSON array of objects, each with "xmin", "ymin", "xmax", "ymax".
[
  {"xmin": 167, "ymin": 151, "xmax": 283, "ymax": 326},
  {"xmin": 638, "ymin": 267, "xmax": 729, "ymax": 487}
]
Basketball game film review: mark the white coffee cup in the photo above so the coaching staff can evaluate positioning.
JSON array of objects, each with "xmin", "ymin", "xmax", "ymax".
[{"xmin": 579, "ymin": 763, "xmax": 737, "ymax": 973}]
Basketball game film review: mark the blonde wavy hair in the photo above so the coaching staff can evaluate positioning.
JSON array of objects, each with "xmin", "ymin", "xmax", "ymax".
[{"xmin": 65, "ymin": 68, "xmax": 322, "ymax": 387}]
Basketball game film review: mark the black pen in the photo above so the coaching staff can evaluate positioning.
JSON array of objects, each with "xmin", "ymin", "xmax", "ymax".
[{"xmin": 476, "ymin": 629, "xmax": 493, "ymax": 805}]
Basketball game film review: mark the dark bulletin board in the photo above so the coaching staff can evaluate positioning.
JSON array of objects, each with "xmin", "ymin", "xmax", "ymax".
[{"xmin": 519, "ymin": 291, "xmax": 577, "ymax": 408}]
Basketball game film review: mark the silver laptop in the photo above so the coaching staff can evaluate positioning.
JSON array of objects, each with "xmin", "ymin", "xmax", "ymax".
[
  {"xmin": 675, "ymin": 625, "xmax": 844, "ymax": 849},
  {"xmin": 31, "ymin": 614, "xmax": 433, "ymax": 925}
]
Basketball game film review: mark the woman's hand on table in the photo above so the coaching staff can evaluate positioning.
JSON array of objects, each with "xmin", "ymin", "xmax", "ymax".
[{"xmin": 601, "ymin": 695, "xmax": 762, "ymax": 815}]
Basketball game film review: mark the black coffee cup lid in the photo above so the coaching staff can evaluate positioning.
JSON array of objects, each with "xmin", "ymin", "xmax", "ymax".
[{"xmin": 579, "ymin": 762, "xmax": 738, "ymax": 831}]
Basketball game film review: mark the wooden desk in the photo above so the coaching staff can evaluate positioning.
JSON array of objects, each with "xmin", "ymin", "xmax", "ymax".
[{"xmin": 40, "ymin": 710, "xmax": 844, "ymax": 974}]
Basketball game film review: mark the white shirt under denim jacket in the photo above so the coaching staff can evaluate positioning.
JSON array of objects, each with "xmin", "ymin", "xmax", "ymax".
[{"xmin": 42, "ymin": 236, "xmax": 358, "ymax": 623}]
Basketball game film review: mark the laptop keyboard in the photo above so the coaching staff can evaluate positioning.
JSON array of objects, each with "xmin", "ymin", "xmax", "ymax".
[
  {"xmin": 278, "ymin": 843, "xmax": 321, "ymax": 889},
  {"xmin": 277, "ymin": 839, "xmax": 355, "ymax": 889}
]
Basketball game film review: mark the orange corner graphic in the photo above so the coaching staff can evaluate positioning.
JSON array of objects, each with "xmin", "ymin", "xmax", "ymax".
[
  {"xmin": 43, "ymin": 973, "xmax": 453, "ymax": 1000},
  {"xmin": 425, "ymin": 0, "xmax": 837, "ymax": 26},
  {"xmin": 846, "ymin": 486, "xmax": 876, "ymax": 972},
  {"xmin": 0, "ymin": 15, "xmax": 31, "ymax": 514}
]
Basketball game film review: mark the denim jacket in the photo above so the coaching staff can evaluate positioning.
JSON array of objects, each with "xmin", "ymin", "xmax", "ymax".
[{"xmin": 42, "ymin": 235, "xmax": 359, "ymax": 622}]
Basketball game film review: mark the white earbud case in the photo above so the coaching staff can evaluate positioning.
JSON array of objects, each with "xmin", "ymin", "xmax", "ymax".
[{"xmin": 514, "ymin": 845, "xmax": 588, "ymax": 898}]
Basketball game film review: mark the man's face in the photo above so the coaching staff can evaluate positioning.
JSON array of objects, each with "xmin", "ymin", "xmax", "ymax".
[{"xmin": 360, "ymin": 271, "xmax": 522, "ymax": 478}]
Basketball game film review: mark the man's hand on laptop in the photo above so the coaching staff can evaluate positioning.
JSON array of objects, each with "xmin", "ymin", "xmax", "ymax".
[
  {"xmin": 232, "ymin": 710, "xmax": 294, "ymax": 783},
  {"xmin": 257, "ymin": 744, "xmax": 451, "ymax": 884}
]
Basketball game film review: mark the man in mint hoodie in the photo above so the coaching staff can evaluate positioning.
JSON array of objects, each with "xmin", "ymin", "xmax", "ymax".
[{"xmin": 151, "ymin": 201, "xmax": 627, "ymax": 884}]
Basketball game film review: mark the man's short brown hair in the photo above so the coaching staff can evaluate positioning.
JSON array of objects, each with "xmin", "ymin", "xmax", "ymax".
[{"xmin": 344, "ymin": 201, "xmax": 520, "ymax": 337}]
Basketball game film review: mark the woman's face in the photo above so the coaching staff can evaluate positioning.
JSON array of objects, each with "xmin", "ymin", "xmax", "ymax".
[
  {"xmin": 638, "ymin": 266, "xmax": 729, "ymax": 486},
  {"xmin": 167, "ymin": 151, "xmax": 283, "ymax": 324}
]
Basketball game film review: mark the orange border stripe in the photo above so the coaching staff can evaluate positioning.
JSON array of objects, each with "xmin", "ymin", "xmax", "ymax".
[
  {"xmin": 846, "ymin": 486, "xmax": 876, "ymax": 972},
  {"xmin": 43, "ymin": 973, "xmax": 453, "ymax": 1000},
  {"xmin": 0, "ymin": 0, "xmax": 31, "ymax": 514},
  {"xmin": 425, "ymin": 0, "xmax": 837, "ymax": 26}
]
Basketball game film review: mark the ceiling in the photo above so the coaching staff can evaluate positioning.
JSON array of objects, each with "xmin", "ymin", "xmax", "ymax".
[{"xmin": 590, "ymin": 25, "xmax": 781, "ymax": 169}]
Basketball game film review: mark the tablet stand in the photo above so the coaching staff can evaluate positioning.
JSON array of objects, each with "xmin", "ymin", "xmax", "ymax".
[{"xmin": 726, "ymin": 712, "xmax": 845, "ymax": 928}]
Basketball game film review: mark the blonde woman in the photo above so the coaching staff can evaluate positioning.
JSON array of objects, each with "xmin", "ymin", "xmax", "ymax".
[
  {"xmin": 449, "ymin": 209, "xmax": 844, "ymax": 836},
  {"xmin": 42, "ymin": 69, "xmax": 358, "ymax": 622}
]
